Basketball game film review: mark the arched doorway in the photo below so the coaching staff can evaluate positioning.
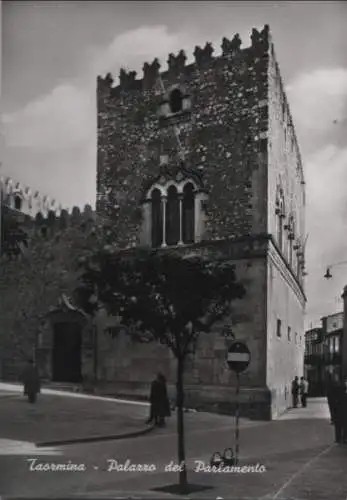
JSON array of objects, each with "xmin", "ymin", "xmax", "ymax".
[
  {"xmin": 46, "ymin": 295, "xmax": 87, "ymax": 383},
  {"xmin": 52, "ymin": 322, "xmax": 82, "ymax": 383}
]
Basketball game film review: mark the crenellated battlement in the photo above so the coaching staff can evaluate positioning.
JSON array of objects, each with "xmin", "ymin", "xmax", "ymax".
[
  {"xmin": 97, "ymin": 25, "xmax": 271, "ymax": 94},
  {"xmin": 0, "ymin": 202, "xmax": 99, "ymax": 261},
  {"xmin": 16, "ymin": 204, "xmax": 96, "ymax": 241},
  {"xmin": 31, "ymin": 204, "xmax": 96, "ymax": 233},
  {"xmin": 0, "ymin": 175, "xmax": 64, "ymax": 218}
]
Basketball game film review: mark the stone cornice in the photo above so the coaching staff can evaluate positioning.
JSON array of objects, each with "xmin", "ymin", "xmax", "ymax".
[
  {"xmin": 156, "ymin": 233, "xmax": 270, "ymax": 261},
  {"xmin": 153, "ymin": 233, "xmax": 306, "ymax": 306}
]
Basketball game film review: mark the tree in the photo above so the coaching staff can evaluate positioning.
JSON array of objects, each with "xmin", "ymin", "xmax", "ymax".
[{"xmin": 76, "ymin": 246, "xmax": 246, "ymax": 493}]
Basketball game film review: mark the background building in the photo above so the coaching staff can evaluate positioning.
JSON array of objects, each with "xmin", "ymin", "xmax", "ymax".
[
  {"xmin": 322, "ymin": 312, "xmax": 343, "ymax": 382},
  {"xmin": 304, "ymin": 312, "xmax": 343, "ymax": 395},
  {"xmin": 340, "ymin": 286, "xmax": 347, "ymax": 379},
  {"xmin": 304, "ymin": 327, "xmax": 324, "ymax": 396}
]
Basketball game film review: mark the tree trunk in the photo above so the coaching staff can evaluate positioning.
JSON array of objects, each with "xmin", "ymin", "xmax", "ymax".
[
  {"xmin": 176, "ymin": 355, "xmax": 188, "ymax": 491},
  {"xmin": 93, "ymin": 320, "xmax": 98, "ymax": 383}
]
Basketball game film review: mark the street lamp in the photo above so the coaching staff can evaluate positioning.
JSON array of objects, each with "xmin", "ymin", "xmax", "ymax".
[
  {"xmin": 324, "ymin": 268, "xmax": 332, "ymax": 279},
  {"xmin": 324, "ymin": 260, "xmax": 347, "ymax": 279}
]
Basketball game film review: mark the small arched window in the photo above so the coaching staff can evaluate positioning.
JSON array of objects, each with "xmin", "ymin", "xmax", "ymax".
[
  {"xmin": 169, "ymin": 88, "xmax": 183, "ymax": 114},
  {"xmin": 151, "ymin": 188, "xmax": 163, "ymax": 248},
  {"xmin": 182, "ymin": 183, "xmax": 195, "ymax": 244}
]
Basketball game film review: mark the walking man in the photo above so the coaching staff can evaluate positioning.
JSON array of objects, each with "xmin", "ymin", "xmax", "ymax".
[
  {"xmin": 291, "ymin": 376, "xmax": 299, "ymax": 408},
  {"xmin": 300, "ymin": 376, "xmax": 309, "ymax": 408}
]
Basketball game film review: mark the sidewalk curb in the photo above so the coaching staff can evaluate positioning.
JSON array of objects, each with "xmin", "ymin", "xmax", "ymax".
[{"xmin": 36, "ymin": 424, "xmax": 156, "ymax": 447}]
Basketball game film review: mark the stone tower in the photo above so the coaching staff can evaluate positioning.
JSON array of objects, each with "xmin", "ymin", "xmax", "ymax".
[{"xmin": 96, "ymin": 25, "xmax": 306, "ymax": 419}]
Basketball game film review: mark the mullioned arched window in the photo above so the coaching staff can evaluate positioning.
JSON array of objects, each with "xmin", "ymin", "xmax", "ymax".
[
  {"xmin": 141, "ymin": 163, "xmax": 208, "ymax": 249},
  {"xmin": 148, "ymin": 180, "xmax": 197, "ymax": 248}
]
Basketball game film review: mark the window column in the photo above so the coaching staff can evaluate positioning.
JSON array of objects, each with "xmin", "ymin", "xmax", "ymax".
[
  {"xmin": 151, "ymin": 188, "xmax": 163, "ymax": 248},
  {"xmin": 182, "ymin": 183, "xmax": 195, "ymax": 244},
  {"xmin": 161, "ymin": 196, "xmax": 167, "ymax": 248},
  {"xmin": 178, "ymin": 194, "xmax": 183, "ymax": 245}
]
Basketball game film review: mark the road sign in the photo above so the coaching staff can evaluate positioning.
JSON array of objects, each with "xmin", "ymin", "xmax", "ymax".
[{"xmin": 227, "ymin": 342, "xmax": 250, "ymax": 373}]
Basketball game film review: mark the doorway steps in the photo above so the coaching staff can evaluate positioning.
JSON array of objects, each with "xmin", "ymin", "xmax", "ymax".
[{"xmin": 43, "ymin": 382, "xmax": 83, "ymax": 393}]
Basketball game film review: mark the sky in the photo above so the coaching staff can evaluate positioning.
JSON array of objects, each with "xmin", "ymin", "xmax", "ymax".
[{"xmin": 2, "ymin": 1, "xmax": 347, "ymax": 328}]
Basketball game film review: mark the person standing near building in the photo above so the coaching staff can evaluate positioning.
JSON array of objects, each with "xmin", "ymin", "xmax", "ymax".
[
  {"xmin": 300, "ymin": 376, "xmax": 309, "ymax": 407},
  {"xmin": 333, "ymin": 377, "xmax": 347, "ymax": 443},
  {"xmin": 326, "ymin": 373, "xmax": 337, "ymax": 424},
  {"xmin": 291, "ymin": 376, "xmax": 299, "ymax": 408}
]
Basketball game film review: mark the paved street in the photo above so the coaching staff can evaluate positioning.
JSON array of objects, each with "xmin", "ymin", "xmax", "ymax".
[{"xmin": 0, "ymin": 387, "xmax": 346, "ymax": 499}]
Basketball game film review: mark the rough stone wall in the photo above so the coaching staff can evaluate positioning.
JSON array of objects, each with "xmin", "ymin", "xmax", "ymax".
[{"xmin": 96, "ymin": 26, "xmax": 271, "ymax": 245}]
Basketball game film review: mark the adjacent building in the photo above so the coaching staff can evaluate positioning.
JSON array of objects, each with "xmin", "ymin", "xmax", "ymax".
[
  {"xmin": 304, "ymin": 312, "xmax": 343, "ymax": 395},
  {"xmin": 341, "ymin": 286, "xmax": 347, "ymax": 379}
]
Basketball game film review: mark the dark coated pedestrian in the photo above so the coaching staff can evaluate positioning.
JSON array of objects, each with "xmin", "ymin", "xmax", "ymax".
[
  {"xmin": 146, "ymin": 372, "xmax": 171, "ymax": 427},
  {"xmin": 291, "ymin": 376, "xmax": 299, "ymax": 408},
  {"xmin": 332, "ymin": 377, "xmax": 347, "ymax": 444},
  {"xmin": 21, "ymin": 359, "xmax": 40, "ymax": 403},
  {"xmin": 326, "ymin": 373, "xmax": 338, "ymax": 424}
]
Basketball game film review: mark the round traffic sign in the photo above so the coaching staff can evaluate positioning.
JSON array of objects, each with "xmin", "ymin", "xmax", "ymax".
[{"xmin": 227, "ymin": 342, "xmax": 250, "ymax": 373}]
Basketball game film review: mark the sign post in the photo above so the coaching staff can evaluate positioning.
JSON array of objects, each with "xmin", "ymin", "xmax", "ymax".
[{"xmin": 226, "ymin": 342, "xmax": 251, "ymax": 465}]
